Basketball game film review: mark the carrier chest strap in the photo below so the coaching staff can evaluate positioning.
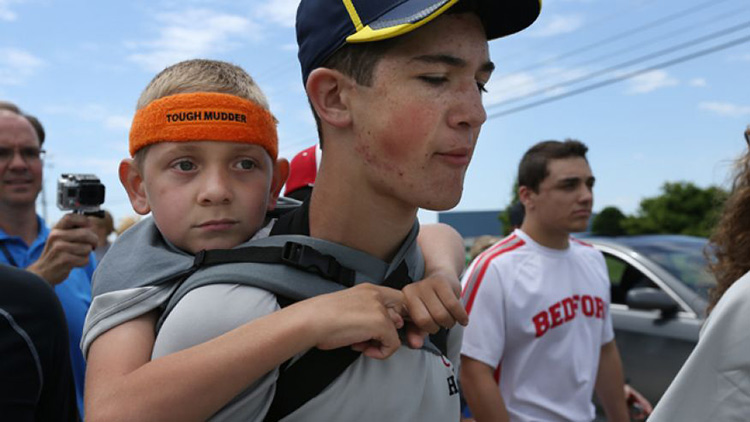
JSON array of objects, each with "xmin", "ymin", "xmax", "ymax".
[
  {"xmin": 193, "ymin": 242, "xmax": 356, "ymax": 288},
  {"xmin": 263, "ymin": 260, "xmax": 415, "ymax": 422}
]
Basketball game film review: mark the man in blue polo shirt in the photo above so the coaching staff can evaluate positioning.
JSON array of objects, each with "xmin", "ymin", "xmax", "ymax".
[{"xmin": 0, "ymin": 104, "xmax": 98, "ymax": 419}]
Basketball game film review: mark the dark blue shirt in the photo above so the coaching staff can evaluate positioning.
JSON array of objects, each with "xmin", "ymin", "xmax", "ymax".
[{"xmin": 0, "ymin": 215, "xmax": 93, "ymax": 419}]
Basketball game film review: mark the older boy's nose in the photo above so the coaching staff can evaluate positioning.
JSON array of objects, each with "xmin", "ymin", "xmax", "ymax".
[
  {"xmin": 198, "ymin": 168, "xmax": 233, "ymax": 204},
  {"xmin": 578, "ymin": 185, "xmax": 594, "ymax": 204},
  {"xmin": 448, "ymin": 83, "xmax": 486, "ymax": 130}
]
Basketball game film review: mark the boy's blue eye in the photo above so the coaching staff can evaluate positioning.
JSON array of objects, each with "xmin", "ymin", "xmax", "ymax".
[
  {"xmin": 175, "ymin": 160, "xmax": 195, "ymax": 171},
  {"xmin": 237, "ymin": 159, "xmax": 256, "ymax": 170}
]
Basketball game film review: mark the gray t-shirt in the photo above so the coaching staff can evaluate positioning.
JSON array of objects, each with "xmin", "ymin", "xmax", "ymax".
[
  {"xmin": 83, "ymin": 216, "xmax": 462, "ymax": 421},
  {"xmin": 154, "ymin": 283, "xmax": 462, "ymax": 422}
]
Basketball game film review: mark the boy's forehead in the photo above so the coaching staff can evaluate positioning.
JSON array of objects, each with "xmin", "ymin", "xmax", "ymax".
[
  {"xmin": 385, "ymin": 13, "xmax": 490, "ymax": 60},
  {"xmin": 148, "ymin": 140, "xmax": 269, "ymax": 156},
  {"xmin": 545, "ymin": 157, "xmax": 592, "ymax": 181}
]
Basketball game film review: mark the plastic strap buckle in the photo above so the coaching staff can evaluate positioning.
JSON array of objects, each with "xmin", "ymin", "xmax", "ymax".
[{"xmin": 281, "ymin": 242, "xmax": 355, "ymax": 287}]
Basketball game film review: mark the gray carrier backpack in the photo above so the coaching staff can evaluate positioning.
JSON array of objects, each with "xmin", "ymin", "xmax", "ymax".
[{"xmin": 99, "ymin": 199, "xmax": 449, "ymax": 421}]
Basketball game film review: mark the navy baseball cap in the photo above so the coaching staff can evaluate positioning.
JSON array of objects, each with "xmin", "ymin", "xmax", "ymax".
[{"xmin": 296, "ymin": 0, "xmax": 542, "ymax": 83}]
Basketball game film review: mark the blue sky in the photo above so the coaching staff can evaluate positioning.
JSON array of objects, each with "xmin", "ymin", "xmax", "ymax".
[{"xmin": 1, "ymin": 0, "xmax": 749, "ymax": 228}]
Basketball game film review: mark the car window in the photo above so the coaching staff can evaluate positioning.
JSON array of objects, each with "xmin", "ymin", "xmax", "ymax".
[
  {"xmin": 602, "ymin": 253, "xmax": 657, "ymax": 305},
  {"xmin": 629, "ymin": 239, "xmax": 715, "ymax": 300}
]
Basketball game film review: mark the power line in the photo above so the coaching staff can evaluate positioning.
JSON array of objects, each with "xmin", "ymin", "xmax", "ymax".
[
  {"xmin": 499, "ymin": 6, "xmax": 748, "ymax": 96},
  {"xmin": 499, "ymin": 0, "xmax": 735, "ymax": 76},
  {"xmin": 496, "ymin": 0, "xmax": 659, "ymax": 66},
  {"xmin": 487, "ymin": 19, "xmax": 750, "ymax": 109},
  {"xmin": 487, "ymin": 33, "xmax": 750, "ymax": 120}
]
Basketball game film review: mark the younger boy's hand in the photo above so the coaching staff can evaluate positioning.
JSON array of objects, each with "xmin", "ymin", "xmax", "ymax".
[
  {"xmin": 311, "ymin": 283, "xmax": 406, "ymax": 360},
  {"xmin": 401, "ymin": 269, "xmax": 468, "ymax": 348}
]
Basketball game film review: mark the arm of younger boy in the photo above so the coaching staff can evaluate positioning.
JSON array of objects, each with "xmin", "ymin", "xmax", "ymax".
[
  {"xmin": 85, "ymin": 284, "xmax": 406, "ymax": 422},
  {"xmin": 403, "ymin": 223, "xmax": 468, "ymax": 347}
]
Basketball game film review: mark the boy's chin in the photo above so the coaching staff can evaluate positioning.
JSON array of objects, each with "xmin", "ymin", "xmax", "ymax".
[{"xmin": 415, "ymin": 193, "xmax": 463, "ymax": 212}]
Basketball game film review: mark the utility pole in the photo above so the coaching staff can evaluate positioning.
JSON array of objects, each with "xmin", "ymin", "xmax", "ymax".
[{"xmin": 39, "ymin": 155, "xmax": 54, "ymax": 222}]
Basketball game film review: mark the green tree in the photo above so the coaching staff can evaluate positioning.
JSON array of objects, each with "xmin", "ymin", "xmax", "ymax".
[
  {"xmin": 591, "ymin": 206, "xmax": 626, "ymax": 236},
  {"xmin": 498, "ymin": 179, "xmax": 520, "ymax": 235},
  {"xmin": 622, "ymin": 182, "xmax": 727, "ymax": 237}
]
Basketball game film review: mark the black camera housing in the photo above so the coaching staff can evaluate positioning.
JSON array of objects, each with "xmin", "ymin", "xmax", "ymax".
[{"xmin": 57, "ymin": 174, "xmax": 105, "ymax": 216}]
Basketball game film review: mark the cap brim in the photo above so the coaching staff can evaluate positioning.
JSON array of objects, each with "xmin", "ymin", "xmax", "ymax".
[
  {"xmin": 347, "ymin": 0, "xmax": 458, "ymax": 43},
  {"xmin": 346, "ymin": 0, "xmax": 541, "ymax": 44}
]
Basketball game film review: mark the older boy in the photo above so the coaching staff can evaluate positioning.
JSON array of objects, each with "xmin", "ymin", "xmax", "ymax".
[
  {"xmin": 204, "ymin": 0, "xmax": 538, "ymax": 420},
  {"xmin": 90, "ymin": 0, "xmax": 539, "ymax": 420},
  {"xmin": 460, "ymin": 140, "xmax": 630, "ymax": 422}
]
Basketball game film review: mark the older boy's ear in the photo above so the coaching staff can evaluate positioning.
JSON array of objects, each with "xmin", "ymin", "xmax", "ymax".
[
  {"xmin": 119, "ymin": 158, "xmax": 151, "ymax": 215},
  {"xmin": 267, "ymin": 158, "xmax": 290, "ymax": 211},
  {"xmin": 306, "ymin": 68, "xmax": 352, "ymax": 128},
  {"xmin": 518, "ymin": 186, "xmax": 533, "ymax": 211}
]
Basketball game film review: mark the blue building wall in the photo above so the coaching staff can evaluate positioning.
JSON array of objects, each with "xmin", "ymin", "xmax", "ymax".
[{"xmin": 438, "ymin": 210, "xmax": 503, "ymax": 238}]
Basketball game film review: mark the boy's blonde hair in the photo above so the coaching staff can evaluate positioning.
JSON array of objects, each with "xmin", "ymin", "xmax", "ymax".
[{"xmin": 136, "ymin": 59, "xmax": 269, "ymax": 111}]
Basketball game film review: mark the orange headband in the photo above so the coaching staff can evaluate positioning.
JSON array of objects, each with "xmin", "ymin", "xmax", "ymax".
[{"xmin": 129, "ymin": 92, "xmax": 277, "ymax": 159}]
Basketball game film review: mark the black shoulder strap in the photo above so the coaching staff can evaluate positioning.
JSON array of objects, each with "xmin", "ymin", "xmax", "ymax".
[
  {"xmin": 0, "ymin": 242, "xmax": 18, "ymax": 267},
  {"xmin": 263, "ymin": 260, "xmax": 414, "ymax": 422},
  {"xmin": 189, "ymin": 201, "xmax": 449, "ymax": 421}
]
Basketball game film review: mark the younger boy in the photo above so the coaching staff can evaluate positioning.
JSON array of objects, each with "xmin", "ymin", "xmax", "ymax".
[{"xmin": 84, "ymin": 59, "xmax": 467, "ymax": 421}]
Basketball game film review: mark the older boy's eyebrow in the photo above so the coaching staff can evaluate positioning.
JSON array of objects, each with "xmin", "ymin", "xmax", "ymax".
[
  {"xmin": 556, "ymin": 176, "xmax": 596, "ymax": 186},
  {"xmin": 556, "ymin": 176, "xmax": 582, "ymax": 186},
  {"xmin": 409, "ymin": 54, "xmax": 495, "ymax": 72}
]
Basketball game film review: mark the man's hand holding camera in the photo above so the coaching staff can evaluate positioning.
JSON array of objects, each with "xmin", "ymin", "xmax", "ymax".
[
  {"xmin": 27, "ymin": 173, "xmax": 106, "ymax": 285},
  {"xmin": 27, "ymin": 213, "xmax": 98, "ymax": 285}
]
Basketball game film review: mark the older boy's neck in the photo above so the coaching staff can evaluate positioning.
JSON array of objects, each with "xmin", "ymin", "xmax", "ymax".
[
  {"xmin": 308, "ymin": 178, "xmax": 417, "ymax": 262},
  {"xmin": 520, "ymin": 219, "xmax": 570, "ymax": 250}
]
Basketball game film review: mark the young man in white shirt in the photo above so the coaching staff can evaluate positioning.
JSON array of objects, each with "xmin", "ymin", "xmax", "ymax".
[{"xmin": 460, "ymin": 140, "xmax": 630, "ymax": 422}]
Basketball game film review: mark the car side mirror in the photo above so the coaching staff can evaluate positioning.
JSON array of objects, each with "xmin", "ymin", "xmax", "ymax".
[{"xmin": 625, "ymin": 287, "xmax": 679, "ymax": 317}]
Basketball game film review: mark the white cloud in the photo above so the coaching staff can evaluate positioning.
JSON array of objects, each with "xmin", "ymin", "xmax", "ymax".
[
  {"xmin": 0, "ymin": 47, "xmax": 44, "ymax": 85},
  {"xmin": 103, "ymin": 115, "xmax": 132, "ymax": 131},
  {"xmin": 626, "ymin": 70, "xmax": 678, "ymax": 94},
  {"xmin": 484, "ymin": 73, "xmax": 539, "ymax": 106},
  {"xmin": 529, "ymin": 14, "xmax": 584, "ymax": 38},
  {"xmin": 53, "ymin": 156, "xmax": 122, "ymax": 176},
  {"xmin": 127, "ymin": 8, "xmax": 260, "ymax": 72},
  {"xmin": 483, "ymin": 66, "xmax": 589, "ymax": 106},
  {"xmin": 698, "ymin": 101, "xmax": 750, "ymax": 118},
  {"xmin": 256, "ymin": 0, "xmax": 299, "ymax": 28},
  {"xmin": 728, "ymin": 52, "xmax": 750, "ymax": 62},
  {"xmin": 42, "ymin": 104, "xmax": 132, "ymax": 131},
  {"xmin": 689, "ymin": 78, "xmax": 707, "ymax": 88},
  {"xmin": 0, "ymin": 0, "xmax": 23, "ymax": 21}
]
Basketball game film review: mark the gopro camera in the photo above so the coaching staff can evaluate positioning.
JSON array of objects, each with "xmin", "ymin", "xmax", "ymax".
[{"xmin": 57, "ymin": 174, "xmax": 106, "ymax": 217}]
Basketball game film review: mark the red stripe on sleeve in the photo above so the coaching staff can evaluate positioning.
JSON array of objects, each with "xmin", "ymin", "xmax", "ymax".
[
  {"xmin": 461, "ymin": 235, "xmax": 518, "ymax": 297},
  {"xmin": 494, "ymin": 363, "xmax": 502, "ymax": 384},
  {"xmin": 570, "ymin": 237, "xmax": 593, "ymax": 247},
  {"xmin": 463, "ymin": 240, "xmax": 525, "ymax": 315}
]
